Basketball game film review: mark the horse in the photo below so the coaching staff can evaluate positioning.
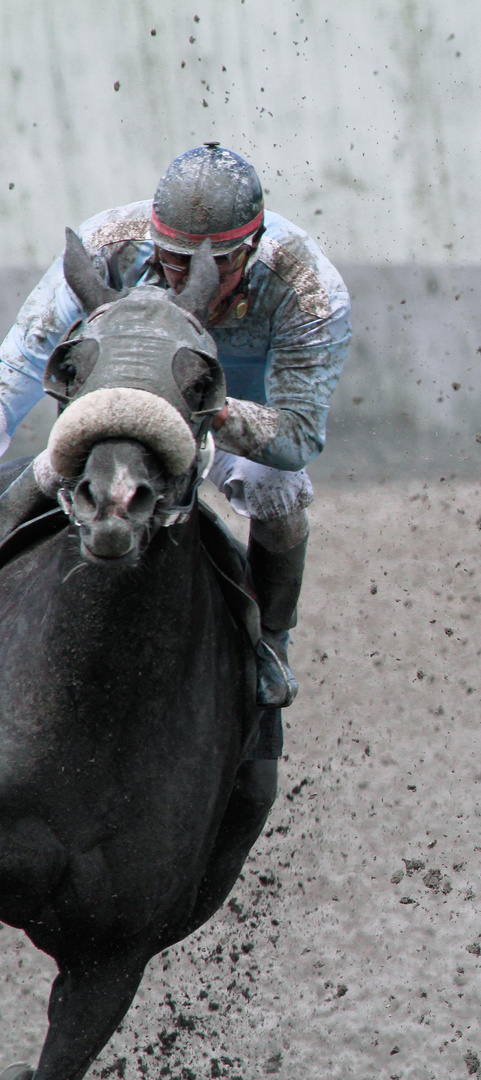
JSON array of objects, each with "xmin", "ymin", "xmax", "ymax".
[{"xmin": 0, "ymin": 232, "xmax": 274, "ymax": 1080}]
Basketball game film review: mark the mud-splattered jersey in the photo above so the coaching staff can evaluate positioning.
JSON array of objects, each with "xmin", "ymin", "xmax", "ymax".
[{"xmin": 0, "ymin": 203, "xmax": 351, "ymax": 470}]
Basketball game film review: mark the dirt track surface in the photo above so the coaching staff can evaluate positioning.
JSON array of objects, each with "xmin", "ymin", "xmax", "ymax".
[{"xmin": 1, "ymin": 476, "xmax": 481, "ymax": 1080}]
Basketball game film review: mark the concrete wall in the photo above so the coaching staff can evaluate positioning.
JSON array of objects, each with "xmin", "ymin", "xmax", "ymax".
[
  {"xmin": 1, "ymin": 0, "xmax": 480, "ymax": 480},
  {"xmin": 1, "ymin": 0, "xmax": 478, "ymax": 267}
]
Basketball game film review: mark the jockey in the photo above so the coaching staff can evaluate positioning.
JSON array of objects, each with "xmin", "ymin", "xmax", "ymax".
[{"xmin": 0, "ymin": 143, "xmax": 351, "ymax": 718}]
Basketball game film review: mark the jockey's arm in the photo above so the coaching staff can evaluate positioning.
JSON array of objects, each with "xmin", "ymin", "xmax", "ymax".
[
  {"xmin": 0, "ymin": 202, "xmax": 153, "ymax": 454},
  {"xmin": 212, "ymin": 284, "xmax": 352, "ymax": 471},
  {"xmin": 0, "ymin": 257, "xmax": 83, "ymax": 451}
]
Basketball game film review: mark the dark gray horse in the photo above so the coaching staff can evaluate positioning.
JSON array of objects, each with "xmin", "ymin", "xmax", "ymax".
[{"xmin": 0, "ymin": 233, "xmax": 273, "ymax": 1080}]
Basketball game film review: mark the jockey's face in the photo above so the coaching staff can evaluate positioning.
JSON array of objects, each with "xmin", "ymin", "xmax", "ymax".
[{"xmin": 158, "ymin": 243, "xmax": 253, "ymax": 316}]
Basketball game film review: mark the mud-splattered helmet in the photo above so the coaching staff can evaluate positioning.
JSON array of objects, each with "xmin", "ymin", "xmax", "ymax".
[{"xmin": 151, "ymin": 143, "xmax": 264, "ymax": 256}]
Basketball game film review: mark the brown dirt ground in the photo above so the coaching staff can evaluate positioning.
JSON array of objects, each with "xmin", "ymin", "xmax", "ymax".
[{"xmin": 1, "ymin": 475, "xmax": 481, "ymax": 1080}]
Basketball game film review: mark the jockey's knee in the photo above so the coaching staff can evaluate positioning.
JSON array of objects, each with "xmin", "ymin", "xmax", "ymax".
[{"xmin": 250, "ymin": 506, "xmax": 309, "ymax": 553}]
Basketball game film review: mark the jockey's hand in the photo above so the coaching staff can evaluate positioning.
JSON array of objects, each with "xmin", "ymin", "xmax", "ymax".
[{"xmin": 212, "ymin": 402, "xmax": 229, "ymax": 431}]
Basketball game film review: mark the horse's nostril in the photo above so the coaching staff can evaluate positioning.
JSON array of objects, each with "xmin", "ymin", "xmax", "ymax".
[
  {"xmin": 74, "ymin": 479, "xmax": 97, "ymax": 515},
  {"xmin": 128, "ymin": 484, "xmax": 156, "ymax": 518}
]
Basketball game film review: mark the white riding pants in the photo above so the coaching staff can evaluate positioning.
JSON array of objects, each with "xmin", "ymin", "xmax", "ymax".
[{"xmin": 209, "ymin": 449, "xmax": 314, "ymax": 523}]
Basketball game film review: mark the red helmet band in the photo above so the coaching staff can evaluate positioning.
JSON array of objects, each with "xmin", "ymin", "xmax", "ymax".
[{"xmin": 151, "ymin": 206, "xmax": 264, "ymax": 245}]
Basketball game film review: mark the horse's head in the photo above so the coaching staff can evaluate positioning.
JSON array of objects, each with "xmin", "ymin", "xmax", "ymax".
[
  {"xmin": 44, "ymin": 228, "xmax": 225, "ymax": 434},
  {"xmin": 58, "ymin": 436, "xmax": 195, "ymax": 566},
  {"xmin": 40, "ymin": 229, "xmax": 225, "ymax": 565}
]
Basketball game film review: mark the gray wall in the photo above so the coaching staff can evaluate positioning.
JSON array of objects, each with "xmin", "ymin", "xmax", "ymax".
[{"xmin": 1, "ymin": 1, "xmax": 478, "ymax": 267}]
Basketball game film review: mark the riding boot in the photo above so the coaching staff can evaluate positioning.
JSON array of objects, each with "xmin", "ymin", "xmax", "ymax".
[{"xmin": 247, "ymin": 532, "xmax": 308, "ymax": 708}]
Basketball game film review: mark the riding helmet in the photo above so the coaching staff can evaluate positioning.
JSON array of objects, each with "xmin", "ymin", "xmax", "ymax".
[{"xmin": 151, "ymin": 143, "xmax": 264, "ymax": 255}]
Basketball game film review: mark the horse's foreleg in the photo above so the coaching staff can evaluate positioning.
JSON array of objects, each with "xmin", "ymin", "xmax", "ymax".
[
  {"xmin": 184, "ymin": 757, "xmax": 278, "ymax": 935},
  {"xmin": 34, "ymin": 946, "xmax": 146, "ymax": 1080}
]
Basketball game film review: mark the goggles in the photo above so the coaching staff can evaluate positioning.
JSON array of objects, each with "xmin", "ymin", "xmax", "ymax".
[{"xmin": 157, "ymin": 232, "xmax": 259, "ymax": 279}]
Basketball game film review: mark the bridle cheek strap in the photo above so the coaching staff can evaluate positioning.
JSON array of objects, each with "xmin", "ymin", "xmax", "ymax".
[{"xmin": 156, "ymin": 431, "xmax": 216, "ymax": 527}]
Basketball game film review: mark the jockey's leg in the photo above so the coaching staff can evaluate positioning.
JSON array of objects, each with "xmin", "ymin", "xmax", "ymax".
[
  {"xmin": 208, "ymin": 449, "xmax": 313, "ymax": 708},
  {"xmin": 248, "ymin": 509, "xmax": 309, "ymax": 707}
]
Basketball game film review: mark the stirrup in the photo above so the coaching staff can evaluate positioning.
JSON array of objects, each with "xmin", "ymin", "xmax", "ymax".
[
  {"xmin": 255, "ymin": 637, "xmax": 298, "ymax": 708},
  {"xmin": 0, "ymin": 1066, "xmax": 35, "ymax": 1080}
]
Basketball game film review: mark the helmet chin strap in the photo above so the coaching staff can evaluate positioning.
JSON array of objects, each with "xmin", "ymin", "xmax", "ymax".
[{"xmin": 205, "ymin": 227, "xmax": 264, "ymax": 327}]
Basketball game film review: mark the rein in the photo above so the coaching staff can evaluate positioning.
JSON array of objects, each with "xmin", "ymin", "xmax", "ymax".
[{"xmin": 0, "ymin": 508, "xmax": 67, "ymax": 571}]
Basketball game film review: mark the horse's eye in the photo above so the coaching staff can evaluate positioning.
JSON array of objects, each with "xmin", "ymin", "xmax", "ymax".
[
  {"xmin": 172, "ymin": 348, "xmax": 215, "ymax": 410},
  {"xmin": 44, "ymin": 339, "xmax": 99, "ymax": 402},
  {"xmin": 192, "ymin": 377, "xmax": 212, "ymax": 396},
  {"xmin": 183, "ymin": 374, "xmax": 214, "ymax": 411}
]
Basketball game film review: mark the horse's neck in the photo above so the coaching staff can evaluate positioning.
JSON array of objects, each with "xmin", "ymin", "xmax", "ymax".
[{"xmin": 57, "ymin": 510, "xmax": 201, "ymax": 633}]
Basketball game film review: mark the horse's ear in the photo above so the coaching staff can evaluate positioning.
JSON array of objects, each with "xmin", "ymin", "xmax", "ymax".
[
  {"xmin": 170, "ymin": 238, "xmax": 219, "ymax": 325},
  {"xmin": 64, "ymin": 227, "xmax": 126, "ymax": 314}
]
